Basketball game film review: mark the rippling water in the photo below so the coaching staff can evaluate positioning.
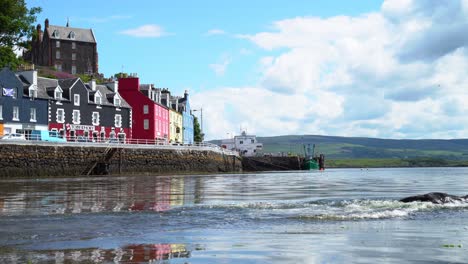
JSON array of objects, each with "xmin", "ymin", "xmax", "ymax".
[{"xmin": 1, "ymin": 168, "xmax": 468, "ymax": 263}]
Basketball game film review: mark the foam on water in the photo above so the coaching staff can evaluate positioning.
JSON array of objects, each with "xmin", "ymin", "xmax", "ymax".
[
  {"xmin": 294, "ymin": 199, "xmax": 468, "ymax": 220},
  {"xmin": 193, "ymin": 198, "xmax": 468, "ymax": 221}
]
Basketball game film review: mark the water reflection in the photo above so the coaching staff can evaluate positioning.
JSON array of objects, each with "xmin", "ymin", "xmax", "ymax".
[
  {"xmin": 0, "ymin": 176, "xmax": 199, "ymax": 216},
  {"xmin": 0, "ymin": 243, "xmax": 191, "ymax": 264}
]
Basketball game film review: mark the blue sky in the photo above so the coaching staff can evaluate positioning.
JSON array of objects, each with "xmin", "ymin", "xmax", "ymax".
[{"xmin": 27, "ymin": 0, "xmax": 468, "ymax": 140}]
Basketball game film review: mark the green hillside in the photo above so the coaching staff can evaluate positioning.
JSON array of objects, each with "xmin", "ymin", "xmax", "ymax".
[{"xmin": 212, "ymin": 135, "xmax": 468, "ymax": 161}]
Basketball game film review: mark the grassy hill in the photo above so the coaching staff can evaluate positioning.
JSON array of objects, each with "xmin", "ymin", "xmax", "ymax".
[{"xmin": 253, "ymin": 135, "xmax": 468, "ymax": 160}]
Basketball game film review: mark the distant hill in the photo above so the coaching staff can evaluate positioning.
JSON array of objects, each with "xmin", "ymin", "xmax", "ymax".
[{"xmin": 211, "ymin": 135, "xmax": 468, "ymax": 160}]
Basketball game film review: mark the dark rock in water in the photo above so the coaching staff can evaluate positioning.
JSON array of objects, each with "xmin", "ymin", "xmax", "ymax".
[{"xmin": 400, "ymin": 192, "xmax": 468, "ymax": 204}]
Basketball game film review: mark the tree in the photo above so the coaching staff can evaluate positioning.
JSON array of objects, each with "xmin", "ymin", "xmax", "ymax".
[
  {"xmin": 114, "ymin": 72, "xmax": 129, "ymax": 79},
  {"xmin": 0, "ymin": 0, "xmax": 41, "ymax": 68},
  {"xmin": 193, "ymin": 116, "xmax": 204, "ymax": 143}
]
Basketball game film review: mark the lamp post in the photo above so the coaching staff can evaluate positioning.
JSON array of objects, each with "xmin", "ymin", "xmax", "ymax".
[{"xmin": 193, "ymin": 107, "xmax": 203, "ymax": 141}]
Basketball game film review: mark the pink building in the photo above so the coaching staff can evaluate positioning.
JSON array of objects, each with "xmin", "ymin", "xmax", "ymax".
[{"xmin": 118, "ymin": 77, "xmax": 169, "ymax": 141}]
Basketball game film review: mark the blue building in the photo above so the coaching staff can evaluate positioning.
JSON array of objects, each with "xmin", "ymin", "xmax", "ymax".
[
  {"xmin": 178, "ymin": 90, "xmax": 194, "ymax": 144},
  {"xmin": 0, "ymin": 68, "xmax": 49, "ymax": 137}
]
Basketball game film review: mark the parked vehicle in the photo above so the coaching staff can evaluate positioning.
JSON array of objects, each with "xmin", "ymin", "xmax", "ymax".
[
  {"xmin": 30, "ymin": 130, "xmax": 67, "ymax": 143},
  {"xmin": 0, "ymin": 133, "xmax": 27, "ymax": 141}
]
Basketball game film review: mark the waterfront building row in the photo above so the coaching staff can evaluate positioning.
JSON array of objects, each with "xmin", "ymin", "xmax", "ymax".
[{"xmin": 0, "ymin": 68, "xmax": 194, "ymax": 144}]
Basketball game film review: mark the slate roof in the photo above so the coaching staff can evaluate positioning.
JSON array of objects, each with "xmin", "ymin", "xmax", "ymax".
[
  {"xmin": 85, "ymin": 83, "xmax": 131, "ymax": 108},
  {"xmin": 47, "ymin": 25, "xmax": 96, "ymax": 43},
  {"xmin": 58, "ymin": 78, "xmax": 79, "ymax": 100}
]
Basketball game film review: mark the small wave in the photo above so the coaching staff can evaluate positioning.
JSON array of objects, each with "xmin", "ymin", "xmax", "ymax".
[{"xmin": 293, "ymin": 199, "xmax": 468, "ymax": 221}]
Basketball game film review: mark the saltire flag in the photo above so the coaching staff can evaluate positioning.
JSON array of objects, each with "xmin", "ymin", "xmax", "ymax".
[{"xmin": 3, "ymin": 88, "xmax": 14, "ymax": 97}]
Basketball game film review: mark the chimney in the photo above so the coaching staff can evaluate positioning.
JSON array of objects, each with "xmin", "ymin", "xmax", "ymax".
[
  {"xmin": 36, "ymin": 24, "xmax": 43, "ymax": 43},
  {"xmin": 184, "ymin": 90, "xmax": 188, "ymax": 100},
  {"xmin": 107, "ymin": 80, "xmax": 118, "ymax": 93},
  {"xmin": 45, "ymin": 18, "xmax": 49, "ymax": 28},
  {"xmin": 165, "ymin": 92, "xmax": 170, "ymax": 107},
  {"xmin": 156, "ymin": 88, "xmax": 161, "ymax": 104},
  {"xmin": 89, "ymin": 80, "xmax": 96, "ymax": 91},
  {"xmin": 20, "ymin": 70, "xmax": 38, "ymax": 86}
]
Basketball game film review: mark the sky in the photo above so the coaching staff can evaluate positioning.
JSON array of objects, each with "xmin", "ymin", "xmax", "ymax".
[{"xmin": 26, "ymin": 0, "xmax": 468, "ymax": 140}]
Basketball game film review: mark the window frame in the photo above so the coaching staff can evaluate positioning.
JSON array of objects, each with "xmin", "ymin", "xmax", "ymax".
[
  {"xmin": 74, "ymin": 94, "xmax": 80, "ymax": 106},
  {"xmin": 30, "ymin": 108, "xmax": 37, "ymax": 122},
  {"xmin": 115, "ymin": 114, "xmax": 122, "ymax": 128},
  {"xmin": 56, "ymin": 108, "xmax": 65, "ymax": 123},
  {"xmin": 12, "ymin": 106, "xmax": 19, "ymax": 121},
  {"xmin": 55, "ymin": 88, "xmax": 62, "ymax": 100},
  {"xmin": 72, "ymin": 110, "xmax": 80, "ymax": 124},
  {"xmin": 92, "ymin": 112, "xmax": 100, "ymax": 126}
]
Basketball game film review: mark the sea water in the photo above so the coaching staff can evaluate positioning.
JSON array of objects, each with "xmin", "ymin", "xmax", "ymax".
[{"xmin": 0, "ymin": 168, "xmax": 467, "ymax": 263}]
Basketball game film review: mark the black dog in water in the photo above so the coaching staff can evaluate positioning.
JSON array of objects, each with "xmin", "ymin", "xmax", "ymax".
[{"xmin": 400, "ymin": 192, "xmax": 468, "ymax": 204}]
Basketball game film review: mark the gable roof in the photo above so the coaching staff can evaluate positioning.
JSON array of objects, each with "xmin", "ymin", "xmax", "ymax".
[
  {"xmin": 47, "ymin": 25, "xmax": 96, "ymax": 43},
  {"xmin": 84, "ymin": 83, "xmax": 131, "ymax": 108}
]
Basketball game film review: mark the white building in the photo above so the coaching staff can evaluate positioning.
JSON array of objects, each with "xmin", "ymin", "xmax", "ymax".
[{"xmin": 221, "ymin": 131, "xmax": 263, "ymax": 157}]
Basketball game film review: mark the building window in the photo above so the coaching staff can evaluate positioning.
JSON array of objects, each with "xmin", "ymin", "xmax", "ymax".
[
  {"xmin": 100, "ymin": 131, "xmax": 105, "ymax": 141},
  {"xmin": 143, "ymin": 119, "xmax": 149, "ymax": 130},
  {"xmin": 72, "ymin": 42, "xmax": 76, "ymax": 49},
  {"xmin": 0, "ymin": 105, "xmax": 3, "ymax": 120},
  {"xmin": 30, "ymin": 108, "xmax": 36, "ymax": 122},
  {"xmin": 12, "ymin": 106, "xmax": 19, "ymax": 121},
  {"xmin": 72, "ymin": 53, "xmax": 76, "ymax": 61},
  {"xmin": 74, "ymin": 94, "xmax": 80, "ymax": 106},
  {"xmin": 251, "ymin": 139, "xmax": 255, "ymax": 143},
  {"xmin": 52, "ymin": 30, "xmax": 59, "ymax": 38},
  {"xmin": 72, "ymin": 110, "xmax": 80, "ymax": 124},
  {"xmin": 57, "ymin": 109, "xmax": 65, "ymax": 123},
  {"xmin": 143, "ymin": 105, "xmax": 149, "ymax": 114},
  {"xmin": 115, "ymin": 114, "xmax": 122, "ymax": 128},
  {"xmin": 55, "ymin": 64, "xmax": 62, "ymax": 72},
  {"xmin": 56, "ymin": 50, "xmax": 60, "ymax": 59},
  {"xmin": 55, "ymin": 88, "xmax": 62, "ymax": 100},
  {"xmin": 95, "ymin": 93, "xmax": 102, "ymax": 105},
  {"xmin": 239, "ymin": 140, "xmax": 243, "ymax": 144},
  {"xmin": 56, "ymin": 40, "xmax": 60, "ymax": 48},
  {"xmin": 114, "ymin": 97, "xmax": 121, "ymax": 107},
  {"xmin": 69, "ymin": 31, "xmax": 75, "ymax": 39},
  {"xmin": 71, "ymin": 65, "xmax": 76, "ymax": 74},
  {"xmin": 92, "ymin": 112, "xmax": 100, "ymax": 126},
  {"xmin": 29, "ymin": 86, "xmax": 37, "ymax": 98}
]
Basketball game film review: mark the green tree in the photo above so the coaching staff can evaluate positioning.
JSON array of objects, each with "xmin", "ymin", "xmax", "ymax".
[
  {"xmin": 193, "ymin": 116, "xmax": 204, "ymax": 143},
  {"xmin": 114, "ymin": 72, "xmax": 129, "ymax": 79},
  {"xmin": 0, "ymin": 0, "xmax": 41, "ymax": 69}
]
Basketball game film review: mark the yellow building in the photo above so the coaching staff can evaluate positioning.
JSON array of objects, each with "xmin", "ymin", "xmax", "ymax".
[{"xmin": 169, "ymin": 109, "xmax": 183, "ymax": 143}]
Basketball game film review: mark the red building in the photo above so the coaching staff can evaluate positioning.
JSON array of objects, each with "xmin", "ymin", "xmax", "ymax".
[{"xmin": 118, "ymin": 77, "xmax": 169, "ymax": 141}]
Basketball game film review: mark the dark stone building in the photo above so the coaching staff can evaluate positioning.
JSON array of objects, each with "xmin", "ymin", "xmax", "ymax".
[{"xmin": 24, "ymin": 19, "xmax": 98, "ymax": 75}]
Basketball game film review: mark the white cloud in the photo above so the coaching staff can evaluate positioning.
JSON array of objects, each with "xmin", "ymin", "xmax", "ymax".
[
  {"xmin": 209, "ymin": 56, "xmax": 231, "ymax": 76},
  {"xmin": 197, "ymin": 0, "xmax": 468, "ymax": 140},
  {"xmin": 120, "ymin": 24, "xmax": 167, "ymax": 38},
  {"xmin": 205, "ymin": 29, "xmax": 226, "ymax": 36}
]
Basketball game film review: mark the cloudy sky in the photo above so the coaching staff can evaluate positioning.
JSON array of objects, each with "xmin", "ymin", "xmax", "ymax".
[{"xmin": 28, "ymin": 0, "xmax": 468, "ymax": 140}]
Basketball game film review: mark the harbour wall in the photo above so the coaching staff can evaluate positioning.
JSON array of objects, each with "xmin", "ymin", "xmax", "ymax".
[
  {"xmin": 242, "ymin": 156, "xmax": 304, "ymax": 171},
  {"xmin": 0, "ymin": 144, "xmax": 242, "ymax": 177}
]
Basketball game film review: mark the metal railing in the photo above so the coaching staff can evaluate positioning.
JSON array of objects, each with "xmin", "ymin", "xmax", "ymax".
[{"xmin": 0, "ymin": 136, "xmax": 239, "ymax": 156}]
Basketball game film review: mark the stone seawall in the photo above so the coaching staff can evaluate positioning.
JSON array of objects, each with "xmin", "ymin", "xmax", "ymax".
[
  {"xmin": 242, "ymin": 156, "xmax": 304, "ymax": 171},
  {"xmin": 0, "ymin": 144, "xmax": 242, "ymax": 177}
]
